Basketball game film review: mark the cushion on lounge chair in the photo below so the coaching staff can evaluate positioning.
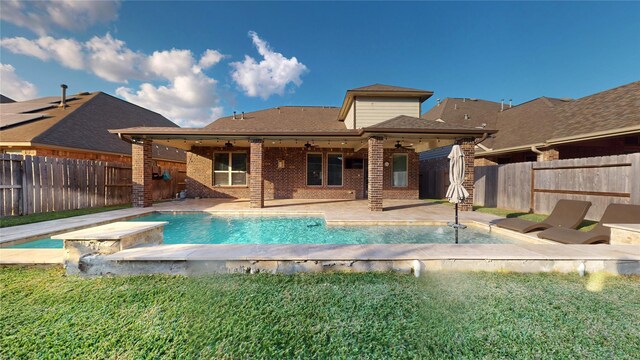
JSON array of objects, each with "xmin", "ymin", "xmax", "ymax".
[
  {"xmin": 494, "ymin": 199, "xmax": 592, "ymax": 233},
  {"xmin": 494, "ymin": 218, "xmax": 553, "ymax": 233},
  {"xmin": 536, "ymin": 226, "xmax": 608, "ymax": 244},
  {"xmin": 538, "ymin": 203, "xmax": 640, "ymax": 244}
]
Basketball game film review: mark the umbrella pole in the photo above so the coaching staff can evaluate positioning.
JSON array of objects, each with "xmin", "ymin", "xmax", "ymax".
[{"xmin": 455, "ymin": 203, "xmax": 459, "ymax": 244}]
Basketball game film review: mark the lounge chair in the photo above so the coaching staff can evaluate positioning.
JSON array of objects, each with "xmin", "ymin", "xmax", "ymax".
[
  {"xmin": 537, "ymin": 203, "xmax": 640, "ymax": 244},
  {"xmin": 494, "ymin": 199, "xmax": 592, "ymax": 233}
]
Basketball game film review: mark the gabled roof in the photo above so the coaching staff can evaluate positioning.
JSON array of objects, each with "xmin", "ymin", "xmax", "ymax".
[
  {"xmin": 206, "ymin": 106, "xmax": 344, "ymax": 132},
  {"xmin": 422, "ymin": 98, "xmax": 501, "ymax": 130},
  {"xmin": 0, "ymin": 92, "xmax": 186, "ymax": 162},
  {"xmin": 486, "ymin": 97, "xmax": 567, "ymax": 150}
]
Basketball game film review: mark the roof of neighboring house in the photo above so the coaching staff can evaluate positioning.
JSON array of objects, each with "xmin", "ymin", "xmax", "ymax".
[
  {"xmin": 0, "ymin": 92, "xmax": 186, "ymax": 162},
  {"xmin": 206, "ymin": 106, "xmax": 345, "ymax": 132},
  {"xmin": 0, "ymin": 94, "xmax": 16, "ymax": 103},
  {"xmin": 485, "ymin": 97, "xmax": 568, "ymax": 150},
  {"xmin": 550, "ymin": 81, "xmax": 640, "ymax": 142},
  {"xmin": 420, "ymin": 80, "xmax": 640, "ymax": 155},
  {"xmin": 422, "ymin": 98, "xmax": 502, "ymax": 130},
  {"xmin": 419, "ymin": 144, "xmax": 453, "ymax": 161}
]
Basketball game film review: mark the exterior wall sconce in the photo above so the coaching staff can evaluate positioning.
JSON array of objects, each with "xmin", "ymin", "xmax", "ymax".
[{"xmin": 277, "ymin": 159, "xmax": 285, "ymax": 169}]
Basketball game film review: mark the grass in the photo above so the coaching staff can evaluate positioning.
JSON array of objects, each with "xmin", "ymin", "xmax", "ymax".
[
  {"xmin": 0, "ymin": 204, "xmax": 130, "ymax": 228},
  {"xmin": 1, "ymin": 267, "xmax": 638, "ymax": 359},
  {"xmin": 424, "ymin": 199, "xmax": 597, "ymax": 231}
]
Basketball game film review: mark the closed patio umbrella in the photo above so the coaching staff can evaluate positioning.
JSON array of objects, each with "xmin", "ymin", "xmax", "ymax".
[{"xmin": 445, "ymin": 145, "xmax": 469, "ymax": 244}]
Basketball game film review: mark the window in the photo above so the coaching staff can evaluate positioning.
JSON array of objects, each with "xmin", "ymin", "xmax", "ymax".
[
  {"xmin": 327, "ymin": 154, "xmax": 343, "ymax": 186},
  {"xmin": 307, "ymin": 153, "xmax": 323, "ymax": 186},
  {"xmin": 214, "ymin": 152, "xmax": 247, "ymax": 186},
  {"xmin": 392, "ymin": 154, "xmax": 408, "ymax": 187}
]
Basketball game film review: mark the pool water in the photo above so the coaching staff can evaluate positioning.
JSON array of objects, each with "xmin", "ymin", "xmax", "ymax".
[{"xmin": 10, "ymin": 213, "xmax": 516, "ymax": 248}]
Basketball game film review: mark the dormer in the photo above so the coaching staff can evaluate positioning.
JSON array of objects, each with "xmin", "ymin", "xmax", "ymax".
[{"xmin": 338, "ymin": 84, "xmax": 433, "ymax": 129}]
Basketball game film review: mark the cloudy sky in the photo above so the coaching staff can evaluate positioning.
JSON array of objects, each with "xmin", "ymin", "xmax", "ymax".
[{"xmin": 1, "ymin": 1, "xmax": 638, "ymax": 127}]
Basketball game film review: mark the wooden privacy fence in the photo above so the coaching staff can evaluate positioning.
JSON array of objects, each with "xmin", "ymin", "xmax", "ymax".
[
  {"xmin": 473, "ymin": 153, "xmax": 640, "ymax": 220},
  {"xmin": 0, "ymin": 154, "xmax": 185, "ymax": 217}
]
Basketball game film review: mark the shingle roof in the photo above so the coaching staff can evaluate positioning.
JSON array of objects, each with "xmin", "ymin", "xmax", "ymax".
[
  {"xmin": 363, "ymin": 115, "xmax": 495, "ymax": 134},
  {"xmin": 0, "ymin": 92, "xmax": 186, "ymax": 162},
  {"xmin": 206, "ymin": 106, "xmax": 345, "ymax": 132},
  {"xmin": 366, "ymin": 115, "xmax": 488, "ymax": 132},
  {"xmin": 422, "ymin": 98, "xmax": 501, "ymax": 130},
  {"xmin": 486, "ymin": 97, "xmax": 567, "ymax": 149},
  {"xmin": 550, "ymin": 81, "xmax": 640, "ymax": 140}
]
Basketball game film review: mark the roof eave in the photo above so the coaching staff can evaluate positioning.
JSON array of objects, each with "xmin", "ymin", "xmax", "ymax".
[
  {"xmin": 109, "ymin": 128, "xmax": 365, "ymax": 138},
  {"xmin": 545, "ymin": 125, "xmax": 640, "ymax": 146}
]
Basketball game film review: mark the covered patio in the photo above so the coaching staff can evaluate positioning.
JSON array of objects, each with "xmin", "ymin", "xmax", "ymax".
[{"xmin": 111, "ymin": 119, "xmax": 492, "ymax": 212}]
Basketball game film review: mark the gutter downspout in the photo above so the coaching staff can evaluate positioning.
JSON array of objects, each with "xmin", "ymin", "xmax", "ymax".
[
  {"xmin": 530, "ymin": 145, "xmax": 544, "ymax": 155},
  {"xmin": 118, "ymin": 133, "xmax": 135, "ymax": 145},
  {"xmin": 474, "ymin": 132, "xmax": 490, "ymax": 146}
]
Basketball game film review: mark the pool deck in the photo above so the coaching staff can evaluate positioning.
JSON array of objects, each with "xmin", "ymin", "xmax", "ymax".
[{"xmin": 1, "ymin": 199, "xmax": 639, "ymax": 275}]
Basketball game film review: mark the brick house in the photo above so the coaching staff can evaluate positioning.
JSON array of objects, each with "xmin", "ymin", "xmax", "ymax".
[
  {"xmin": 111, "ymin": 84, "xmax": 495, "ymax": 211},
  {"xmin": 0, "ymin": 88, "xmax": 186, "ymax": 169}
]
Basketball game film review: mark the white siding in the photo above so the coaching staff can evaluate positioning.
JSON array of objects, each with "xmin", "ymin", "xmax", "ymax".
[
  {"xmin": 354, "ymin": 97, "xmax": 420, "ymax": 128},
  {"xmin": 344, "ymin": 103, "xmax": 355, "ymax": 129}
]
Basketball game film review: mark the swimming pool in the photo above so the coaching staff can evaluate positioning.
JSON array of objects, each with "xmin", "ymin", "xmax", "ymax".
[{"xmin": 10, "ymin": 213, "xmax": 517, "ymax": 248}]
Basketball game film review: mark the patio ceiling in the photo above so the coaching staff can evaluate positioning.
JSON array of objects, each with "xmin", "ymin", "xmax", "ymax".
[
  {"xmin": 110, "ymin": 127, "xmax": 490, "ymax": 152},
  {"xmin": 145, "ymin": 137, "xmax": 456, "ymax": 152}
]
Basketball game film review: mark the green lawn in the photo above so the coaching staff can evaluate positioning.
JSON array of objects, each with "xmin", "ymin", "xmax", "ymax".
[
  {"xmin": 0, "ymin": 204, "xmax": 131, "ymax": 228},
  {"xmin": 1, "ymin": 267, "xmax": 638, "ymax": 359},
  {"xmin": 424, "ymin": 199, "xmax": 597, "ymax": 231}
]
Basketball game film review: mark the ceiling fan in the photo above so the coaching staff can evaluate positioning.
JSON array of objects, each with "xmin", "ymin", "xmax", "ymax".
[
  {"xmin": 394, "ymin": 140, "xmax": 414, "ymax": 150},
  {"xmin": 224, "ymin": 141, "xmax": 233, "ymax": 148},
  {"xmin": 304, "ymin": 142, "xmax": 319, "ymax": 150}
]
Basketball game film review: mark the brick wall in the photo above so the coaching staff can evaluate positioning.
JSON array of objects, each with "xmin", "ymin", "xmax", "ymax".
[
  {"xmin": 457, "ymin": 138, "xmax": 475, "ymax": 211},
  {"xmin": 537, "ymin": 148, "xmax": 560, "ymax": 162},
  {"xmin": 382, "ymin": 147, "xmax": 419, "ymax": 199},
  {"xmin": 249, "ymin": 140, "xmax": 264, "ymax": 208},
  {"xmin": 132, "ymin": 139, "xmax": 153, "ymax": 207},
  {"xmin": 186, "ymin": 145, "xmax": 419, "ymax": 201},
  {"xmin": 368, "ymin": 136, "xmax": 384, "ymax": 211}
]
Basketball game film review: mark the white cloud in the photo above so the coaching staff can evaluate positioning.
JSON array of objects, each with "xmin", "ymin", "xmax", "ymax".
[
  {"xmin": 116, "ymin": 71, "xmax": 223, "ymax": 128},
  {"xmin": 0, "ymin": 64, "xmax": 38, "ymax": 101},
  {"xmin": 1, "ymin": 33, "xmax": 227, "ymax": 127},
  {"xmin": 0, "ymin": 0, "xmax": 120, "ymax": 35},
  {"xmin": 0, "ymin": 36, "xmax": 85, "ymax": 69},
  {"xmin": 199, "ymin": 50, "xmax": 225, "ymax": 69},
  {"xmin": 85, "ymin": 33, "xmax": 145, "ymax": 82},
  {"xmin": 230, "ymin": 31, "xmax": 308, "ymax": 99}
]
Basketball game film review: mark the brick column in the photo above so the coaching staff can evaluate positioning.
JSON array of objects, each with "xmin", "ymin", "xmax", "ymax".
[
  {"xmin": 537, "ymin": 148, "xmax": 559, "ymax": 162},
  {"xmin": 368, "ymin": 136, "xmax": 384, "ymax": 211},
  {"xmin": 250, "ymin": 139, "xmax": 264, "ymax": 208},
  {"xmin": 132, "ymin": 138, "xmax": 153, "ymax": 207},
  {"xmin": 457, "ymin": 138, "xmax": 475, "ymax": 212}
]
